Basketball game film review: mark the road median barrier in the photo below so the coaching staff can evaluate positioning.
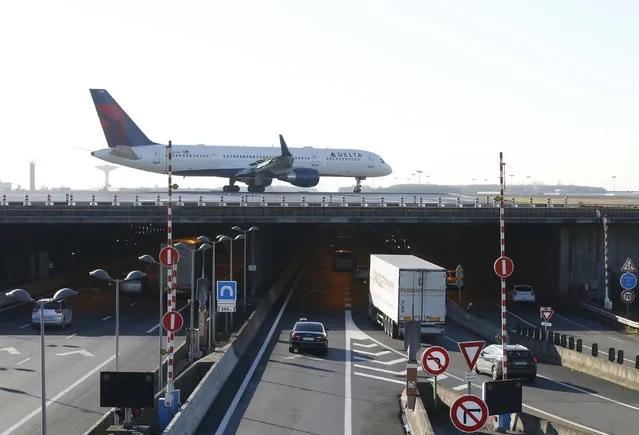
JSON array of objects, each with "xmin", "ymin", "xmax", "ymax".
[
  {"xmin": 447, "ymin": 298, "xmax": 501, "ymax": 344},
  {"xmin": 401, "ymin": 383, "xmax": 593, "ymax": 434},
  {"xmin": 580, "ymin": 301, "xmax": 639, "ymax": 334},
  {"xmin": 513, "ymin": 325, "xmax": 639, "ymax": 392},
  {"xmin": 161, "ymin": 248, "xmax": 307, "ymax": 434}
]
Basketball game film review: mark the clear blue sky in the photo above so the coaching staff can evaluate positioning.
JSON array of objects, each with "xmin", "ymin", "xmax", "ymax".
[{"xmin": 0, "ymin": 0, "xmax": 637, "ymax": 191}]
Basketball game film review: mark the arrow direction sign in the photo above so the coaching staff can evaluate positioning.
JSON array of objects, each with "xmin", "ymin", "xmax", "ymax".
[
  {"xmin": 353, "ymin": 349, "xmax": 391, "ymax": 357},
  {"xmin": 0, "ymin": 347, "xmax": 21, "ymax": 355},
  {"xmin": 540, "ymin": 307, "xmax": 554, "ymax": 322},
  {"xmin": 458, "ymin": 341, "xmax": 485, "ymax": 371},
  {"xmin": 55, "ymin": 349, "xmax": 95, "ymax": 357},
  {"xmin": 421, "ymin": 346, "xmax": 450, "ymax": 376},
  {"xmin": 621, "ymin": 257, "xmax": 637, "ymax": 273}
]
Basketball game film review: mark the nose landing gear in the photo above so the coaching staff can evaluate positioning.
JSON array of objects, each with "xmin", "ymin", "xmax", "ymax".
[{"xmin": 353, "ymin": 177, "xmax": 364, "ymax": 194}]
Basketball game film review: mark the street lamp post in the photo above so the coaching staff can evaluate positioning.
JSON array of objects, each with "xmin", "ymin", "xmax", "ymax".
[
  {"xmin": 174, "ymin": 242, "xmax": 210, "ymax": 362},
  {"xmin": 197, "ymin": 235, "xmax": 226, "ymax": 351},
  {"xmin": 217, "ymin": 234, "xmax": 244, "ymax": 333},
  {"xmin": 5, "ymin": 287, "xmax": 78, "ymax": 435},
  {"xmin": 89, "ymin": 269, "xmax": 146, "ymax": 371},
  {"xmin": 139, "ymin": 254, "xmax": 166, "ymax": 392},
  {"xmin": 232, "ymin": 226, "xmax": 259, "ymax": 311}
]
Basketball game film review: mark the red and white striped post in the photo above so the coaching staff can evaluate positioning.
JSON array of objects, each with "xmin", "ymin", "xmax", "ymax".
[
  {"xmin": 603, "ymin": 215, "xmax": 611, "ymax": 310},
  {"xmin": 499, "ymin": 152, "xmax": 508, "ymax": 381},
  {"xmin": 165, "ymin": 141, "xmax": 176, "ymax": 407}
]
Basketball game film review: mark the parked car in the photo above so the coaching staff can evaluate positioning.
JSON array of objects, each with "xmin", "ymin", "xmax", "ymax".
[
  {"xmin": 508, "ymin": 285, "xmax": 536, "ymax": 303},
  {"xmin": 475, "ymin": 344, "xmax": 538, "ymax": 381},
  {"xmin": 32, "ymin": 299, "xmax": 73, "ymax": 329}
]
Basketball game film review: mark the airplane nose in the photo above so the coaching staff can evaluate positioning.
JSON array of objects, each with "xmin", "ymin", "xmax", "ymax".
[{"xmin": 385, "ymin": 163, "xmax": 393, "ymax": 175}]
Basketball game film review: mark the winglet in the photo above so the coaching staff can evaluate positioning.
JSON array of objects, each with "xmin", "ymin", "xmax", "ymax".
[{"xmin": 279, "ymin": 135, "xmax": 292, "ymax": 157}]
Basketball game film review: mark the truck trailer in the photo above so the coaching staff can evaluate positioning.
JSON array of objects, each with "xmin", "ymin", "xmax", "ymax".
[{"xmin": 368, "ymin": 254, "xmax": 447, "ymax": 341}]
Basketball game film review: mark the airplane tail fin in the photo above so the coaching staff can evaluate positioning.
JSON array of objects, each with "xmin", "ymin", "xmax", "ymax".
[
  {"xmin": 279, "ymin": 135, "xmax": 292, "ymax": 157},
  {"xmin": 90, "ymin": 89, "xmax": 159, "ymax": 148}
]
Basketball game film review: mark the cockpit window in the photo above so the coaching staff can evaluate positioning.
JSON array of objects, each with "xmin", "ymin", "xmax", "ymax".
[{"xmin": 380, "ymin": 159, "xmax": 386, "ymax": 164}]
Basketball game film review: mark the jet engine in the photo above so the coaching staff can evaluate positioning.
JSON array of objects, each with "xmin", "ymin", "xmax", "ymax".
[{"xmin": 278, "ymin": 168, "xmax": 320, "ymax": 187}]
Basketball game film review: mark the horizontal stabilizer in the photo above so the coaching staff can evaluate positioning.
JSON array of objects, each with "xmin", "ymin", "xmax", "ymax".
[{"xmin": 109, "ymin": 145, "xmax": 141, "ymax": 160}]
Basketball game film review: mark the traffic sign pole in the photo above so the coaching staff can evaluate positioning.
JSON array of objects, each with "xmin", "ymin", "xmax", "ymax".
[{"xmin": 421, "ymin": 346, "xmax": 450, "ymax": 410}]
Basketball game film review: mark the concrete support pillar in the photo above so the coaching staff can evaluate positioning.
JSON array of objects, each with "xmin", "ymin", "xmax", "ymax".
[{"xmin": 557, "ymin": 226, "xmax": 570, "ymax": 296}]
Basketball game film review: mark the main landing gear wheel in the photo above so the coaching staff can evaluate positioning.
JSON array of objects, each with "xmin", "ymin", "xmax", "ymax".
[
  {"xmin": 353, "ymin": 176, "xmax": 364, "ymax": 193},
  {"xmin": 247, "ymin": 185, "xmax": 265, "ymax": 193},
  {"xmin": 222, "ymin": 185, "xmax": 240, "ymax": 193}
]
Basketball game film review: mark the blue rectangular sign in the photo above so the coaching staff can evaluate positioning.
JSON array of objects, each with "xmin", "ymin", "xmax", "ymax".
[{"xmin": 216, "ymin": 280, "xmax": 237, "ymax": 301}]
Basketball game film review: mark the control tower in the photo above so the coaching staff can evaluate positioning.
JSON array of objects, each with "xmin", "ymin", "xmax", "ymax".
[{"xmin": 95, "ymin": 165, "xmax": 118, "ymax": 191}]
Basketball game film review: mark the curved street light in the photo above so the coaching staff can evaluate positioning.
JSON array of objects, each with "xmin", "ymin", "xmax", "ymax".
[
  {"xmin": 5, "ymin": 287, "xmax": 78, "ymax": 435},
  {"xmin": 231, "ymin": 226, "xmax": 259, "ymax": 311}
]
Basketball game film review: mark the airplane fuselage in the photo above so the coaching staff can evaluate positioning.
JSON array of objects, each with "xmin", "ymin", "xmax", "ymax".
[{"xmin": 92, "ymin": 144, "xmax": 390, "ymax": 179}]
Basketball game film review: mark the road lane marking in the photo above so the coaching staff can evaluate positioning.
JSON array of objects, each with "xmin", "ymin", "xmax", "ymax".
[
  {"xmin": 345, "ymin": 303, "xmax": 351, "ymax": 308},
  {"xmin": 607, "ymin": 336, "xmax": 623, "ymax": 343},
  {"xmin": 552, "ymin": 311, "xmax": 598, "ymax": 332},
  {"xmin": 65, "ymin": 333, "xmax": 77, "ymax": 340},
  {"xmin": 354, "ymin": 371, "xmax": 404, "ymax": 385},
  {"xmin": 353, "ymin": 342, "xmax": 377, "ymax": 348},
  {"xmin": 214, "ymin": 269, "xmax": 304, "ymax": 435},
  {"xmin": 102, "ymin": 316, "xmax": 111, "ymax": 321},
  {"xmin": 453, "ymin": 384, "xmax": 467, "ymax": 391},
  {"xmin": 353, "ymin": 349, "xmax": 391, "ymax": 357},
  {"xmin": 345, "ymin": 308, "xmax": 354, "ymax": 435},
  {"xmin": 18, "ymin": 324, "xmax": 30, "ymax": 329},
  {"xmin": 146, "ymin": 303, "xmax": 190, "ymax": 334},
  {"xmin": 16, "ymin": 358, "xmax": 30, "ymax": 366},
  {"xmin": 130, "ymin": 302, "xmax": 137, "ymax": 307},
  {"xmin": 1, "ymin": 354, "xmax": 116, "ymax": 435},
  {"xmin": 92, "ymin": 296, "xmax": 98, "ymax": 300}
]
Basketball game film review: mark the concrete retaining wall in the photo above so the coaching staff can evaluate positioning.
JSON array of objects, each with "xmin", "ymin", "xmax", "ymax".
[{"xmin": 162, "ymin": 249, "xmax": 306, "ymax": 434}]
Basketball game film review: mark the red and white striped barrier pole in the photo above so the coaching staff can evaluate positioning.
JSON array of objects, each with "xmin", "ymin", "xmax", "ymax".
[
  {"xmin": 165, "ymin": 141, "xmax": 176, "ymax": 407},
  {"xmin": 499, "ymin": 152, "xmax": 508, "ymax": 381},
  {"xmin": 603, "ymin": 215, "xmax": 611, "ymax": 310}
]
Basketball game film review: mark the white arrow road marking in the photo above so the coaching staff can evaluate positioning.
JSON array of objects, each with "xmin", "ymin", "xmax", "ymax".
[
  {"xmin": 353, "ymin": 349, "xmax": 391, "ymax": 357},
  {"xmin": 0, "ymin": 347, "xmax": 21, "ymax": 355},
  {"xmin": 56, "ymin": 349, "xmax": 94, "ymax": 357},
  {"xmin": 352, "ymin": 342, "xmax": 377, "ymax": 348}
]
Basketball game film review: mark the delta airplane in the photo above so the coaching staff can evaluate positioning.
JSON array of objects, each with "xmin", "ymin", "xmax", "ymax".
[{"xmin": 89, "ymin": 89, "xmax": 392, "ymax": 193}]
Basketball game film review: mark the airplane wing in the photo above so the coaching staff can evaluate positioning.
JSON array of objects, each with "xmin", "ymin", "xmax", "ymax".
[{"xmin": 234, "ymin": 135, "xmax": 294, "ymax": 178}]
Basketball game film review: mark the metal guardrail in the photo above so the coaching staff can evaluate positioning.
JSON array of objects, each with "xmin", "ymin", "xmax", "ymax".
[{"xmin": 580, "ymin": 302, "xmax": 639, "ymax": 330}]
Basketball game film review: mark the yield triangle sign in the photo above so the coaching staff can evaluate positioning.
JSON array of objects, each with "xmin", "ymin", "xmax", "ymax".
[
  {"xmin": 458, "ymin": 341, "xmax": 485, "ymax": 371},
  {"xmin": 540, "ymin": 308, "xmax": 554, "ymax": 322}
]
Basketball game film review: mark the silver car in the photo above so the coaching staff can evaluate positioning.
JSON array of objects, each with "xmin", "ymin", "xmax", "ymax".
[{"xmin": 32, "ymin": 299, "xmax": 73, "ymax": 329}]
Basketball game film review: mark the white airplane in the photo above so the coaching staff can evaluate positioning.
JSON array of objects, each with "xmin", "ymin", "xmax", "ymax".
[{"xmin": 89, "ymin": 89, "xmax": 392, "ymax": 193}]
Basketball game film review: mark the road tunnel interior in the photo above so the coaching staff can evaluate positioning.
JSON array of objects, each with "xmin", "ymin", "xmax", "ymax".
[{"xmin": 314, "ymin": 223, "xmax": 562, "ymax": 305}]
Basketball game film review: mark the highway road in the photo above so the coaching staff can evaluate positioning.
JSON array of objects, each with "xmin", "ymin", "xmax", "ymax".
[
  {"xmin": 195, "ymin": 243, "xmax": 406, "ymax": 435},
  {"xmin": 0, "ymin": 254, "xmax": 240, "ymax": 435},
  {"xmin": 193, "ymin": 246, "xmax": 639, "ymax": 435},
  {"xmin": 473, "ymin": 300, "xmax": 639, "ymax": 368}
]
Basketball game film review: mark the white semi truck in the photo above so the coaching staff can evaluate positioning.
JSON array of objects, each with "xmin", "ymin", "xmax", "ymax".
[{"xmin": 368, "ymin": 254, "xmax": 447, "ymax": 341}]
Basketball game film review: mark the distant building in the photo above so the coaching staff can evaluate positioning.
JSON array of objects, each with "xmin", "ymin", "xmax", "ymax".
[{"xmin": 0, "ymin": 181, "xmax": 12, "ymax": 190}]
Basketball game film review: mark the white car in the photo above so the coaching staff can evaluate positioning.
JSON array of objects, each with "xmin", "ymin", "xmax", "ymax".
[
  {"xmin": 508, "ymin": 285, "xmax": 536, "ymax": 303},
  {"xmin": 32, "ymin": 299, "xmax": 73, "ymax": 329}
]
